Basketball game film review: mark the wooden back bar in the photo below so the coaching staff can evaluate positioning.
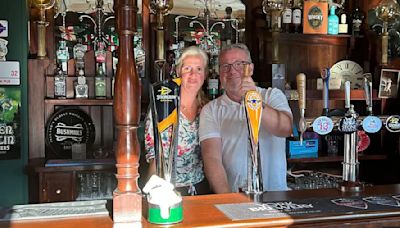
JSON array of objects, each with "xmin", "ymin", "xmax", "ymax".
[
  {"xmin": 112, "ymin": 0, "xmax": 142, "ymax": 223},
  {"xmin": 3, "ymin": 185, "xmax": 400, "ymax": 227}
]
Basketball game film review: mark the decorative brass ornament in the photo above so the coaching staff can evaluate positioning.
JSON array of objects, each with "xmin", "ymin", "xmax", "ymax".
[
  {"xmin": 376, "ymin": 0, "xmax": 400, "ymax": 64},
  {"xmin": 151, "ymin": 0, "xmax": 174, "ymax": 81},
  {"xmin": 32, "ymin": 0, "xmax": 55, "ymax": 58}
]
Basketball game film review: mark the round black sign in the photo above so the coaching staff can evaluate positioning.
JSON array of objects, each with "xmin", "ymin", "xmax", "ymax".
[{"xmin": 45, "ymin": 108, "xmax": 95, "ymax": 159}]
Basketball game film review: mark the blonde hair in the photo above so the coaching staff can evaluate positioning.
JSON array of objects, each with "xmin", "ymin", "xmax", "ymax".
[
  {"xmin": 176, "ymin": 46, "xmax": 209, "ymax": 75},
  {"xmin": 175, "ymin": 46, "xmax": 209, "ymax": 108}
]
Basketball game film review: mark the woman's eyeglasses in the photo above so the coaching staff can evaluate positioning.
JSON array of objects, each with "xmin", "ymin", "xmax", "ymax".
[
  {"xmin": 181, "ymin": 65, "xmax": 205, "ymax": 74},
  {"xmin": 219, "ymin": 61, "xmax": 251, "ymax": 73}
]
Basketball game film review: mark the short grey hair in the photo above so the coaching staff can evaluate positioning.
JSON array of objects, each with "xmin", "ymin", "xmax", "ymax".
[
  {"xmin": 219, "ymin": 43, "xmax": 252, "ymax": 63},
  {"xmin": 176, "ymin": 46, "xmax": 209, "ymax": 76}
]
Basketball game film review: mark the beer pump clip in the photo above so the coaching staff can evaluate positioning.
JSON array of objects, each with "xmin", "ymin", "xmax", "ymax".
[
  {"xmin": 362, "ymin": 76, "xmax": 382, "ymax": 133},
  {"xmin": 385, "ymin": 115, "xmax": 400, "ymax": 133},
  {"xmin": 243, "ymin": 64, "xmax": 264, "ymax": 195},
  {"xmin": 296, "ymin": 73, "xmax": 307, "ymax": 145},
  {"xmin": 312, "ymin": 68, "xmax": 334, "ymax": 135}
]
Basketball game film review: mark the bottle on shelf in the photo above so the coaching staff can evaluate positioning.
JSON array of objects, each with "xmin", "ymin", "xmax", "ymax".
[
  {"xmin": 292, "ymin": 0, "xmax": 303, "ymax": 33},
  {"xmin": 95, "ymin": 41, "xmax": 107, "ymax": 75},
  {"xmin": 95, "ymin": 62, "xmax": 107, "ymax": 99},
  {"xmin": 328, "ymin": 6, "xmax": 339, "ymax": 35},
  {"xmin": 207, "ymin": 65, "xmax": 219, "ymax": 100},
  {"xmin": 109, "ymin": 26, "xmax": 119, "ymax": 77},
  {"xmin": 351, "ymin": 1, "xmax": 365, "ymax": 36},
  {"xmin": 282, "ymin": 0, "xmax": 293, "ymax": 33},
  {"xmin": 54, "ymin": 68, "xmax": 67, "ymax": 99},
  {"xmin": 56, "ymin": 40, "xmax": 69, "ymax": 75},
  {"xmin": 75, "ymin": 68, "xmax": 88, "ymax": 99},
  {"xmin": 73, "ymin": 38, "xmax": 87, "ymax": 76},
  {"xmin": 338, "ymin": 11, "xmax": 349, "ymax": 34}
]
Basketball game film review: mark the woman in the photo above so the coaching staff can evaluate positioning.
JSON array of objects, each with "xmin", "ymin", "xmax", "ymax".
[{"xmin": 144, "ymin": 46, "xmax": 210, "ymax": 196}]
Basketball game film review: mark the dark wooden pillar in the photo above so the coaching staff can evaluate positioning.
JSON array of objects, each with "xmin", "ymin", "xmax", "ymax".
[{"xmin": 113, "ymin": 0, "xmax": 142, "ymax": 223}]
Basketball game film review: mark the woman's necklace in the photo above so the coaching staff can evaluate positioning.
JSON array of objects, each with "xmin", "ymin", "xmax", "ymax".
[{"xmin": 181, "ymin": 104, "xmax": 198, "ymax": 121}]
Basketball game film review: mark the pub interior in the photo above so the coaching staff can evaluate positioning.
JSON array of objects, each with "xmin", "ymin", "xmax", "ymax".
[{"xmin": 1, "ymin": 0, "xmax": 400, "ymax": 227}]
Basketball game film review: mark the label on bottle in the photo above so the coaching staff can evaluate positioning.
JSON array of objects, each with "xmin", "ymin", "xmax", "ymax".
[
  {"xmin": 293, "ymin": 9, "xmax": 302, "ymax": 24},
  {"xmin": 307, "ymin": 6, "xmax": 323, "ymax": 28},
  {"xmin": 208, "ymin": 78, "xmax": 219, "ymax": 95},
  {"xmin": 75, "ymin": 84, "xmax": 88, "ymax": 98},
  {"xmin": 339, "ymin": 24, "xmax": 348, "ymax": 34},
  {"xmin": 352, "ymin": 19, "xmax": 362, "ymax": 32},
  {"xmin": 282, "ymin": 9, "xmax": 292, "ymax": 24},
  {"xmin": 95, "ymin": 77, "xmax": 106, "ymax": 98},
  {"xmin": 54, "ymin": 76, "xmax": 66, "ymax": 98}
]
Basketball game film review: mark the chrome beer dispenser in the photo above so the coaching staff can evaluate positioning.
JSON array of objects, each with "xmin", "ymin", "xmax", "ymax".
[
  {"xmin": 150, "ymin": 79, "xmax": 180, "ymax": 184},
  {"xmin": 243, "ymin": 64, "xmax": 263, "ymax": 195},
  {"xmin": 339, "ymin": 81, "xmax": 363, "ymax": 192}
]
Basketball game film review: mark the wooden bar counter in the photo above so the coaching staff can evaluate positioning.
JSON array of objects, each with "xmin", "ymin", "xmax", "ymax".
[{"xmin": 2, "ymin": 184, "xmax": 400, "ymax": 227}]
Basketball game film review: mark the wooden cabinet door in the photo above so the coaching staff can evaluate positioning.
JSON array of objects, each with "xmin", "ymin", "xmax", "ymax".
[{"xmin": 39, "ymin": 172, "xmax": 75, "ymax": 203}]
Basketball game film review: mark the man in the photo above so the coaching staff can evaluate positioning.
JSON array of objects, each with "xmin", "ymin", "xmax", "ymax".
[{"xmin": 199, "ymin": 43, "xmax": 293, "ymax": 193}]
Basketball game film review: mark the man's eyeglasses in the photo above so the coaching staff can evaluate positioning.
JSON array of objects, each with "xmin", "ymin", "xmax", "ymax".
[{"xmin": 219, "ymin": 61, "xmax": 251, "ymax": 73}]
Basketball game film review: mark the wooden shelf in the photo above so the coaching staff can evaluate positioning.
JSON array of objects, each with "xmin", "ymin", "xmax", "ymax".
[
  {"xmin": 45, "ymin": 99, "xmax": 113, "ymax": 106},
  {"xmin": 287, "ymin": 154, "xmax": 387, "ymax": 164},
  {"xmin": 267, "ymin": 33, "xmax": 364, "ymax": 45},
  {"xmin": 301, "ymin": 89, "xmax": 379, "ymax": 101}
]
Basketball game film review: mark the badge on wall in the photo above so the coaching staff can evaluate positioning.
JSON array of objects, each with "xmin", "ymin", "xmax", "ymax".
[
  {"xmin": 0, "ymin": 20, "xmax": 8, "ymax": 38},
  {"xmin": 0, "ymin": 38, "xmax": 8, "ymax": 61}
]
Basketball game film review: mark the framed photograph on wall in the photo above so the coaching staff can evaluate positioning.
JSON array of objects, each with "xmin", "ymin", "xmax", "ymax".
[{"xmin": 378, "ymin": 69, "xmax": 400, "ymax": 98}]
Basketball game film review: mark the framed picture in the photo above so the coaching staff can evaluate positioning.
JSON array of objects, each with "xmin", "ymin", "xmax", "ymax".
[{"xmin": 378, "ymin": 69, "xmax": 400, "ymax": 98}]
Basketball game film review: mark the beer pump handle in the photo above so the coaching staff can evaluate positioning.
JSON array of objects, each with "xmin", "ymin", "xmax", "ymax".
[
  {"xmin": 369, "ymin": 81, "xmax": 373, "ymax": 114},
  {"xmin": 321, "ymin": 68, "xmax": 330, "ymax": 116},
  {"xmin": 345, "ymin": 81, "xmax": 351, "ymax": 109},
  {"xmin": 296, "ymin": 73, "xmax": 306, "ymax": 110},
  {"xmin": 363, "ymin": 77, "xmax": 371, "ymax": 108},
  {"xmin": 243, "ymin": 64, "xmax": 251, "ymax": 78}
]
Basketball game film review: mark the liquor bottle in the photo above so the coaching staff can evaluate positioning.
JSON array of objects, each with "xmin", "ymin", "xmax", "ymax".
[
  {"xmin": 73, "ymin": 38, "xmax": 87, "ymax": 76},
  {"xmin": 95, "ymin": 63, "xmax": 106, "ymax": 99},
  {"xmin": 338, "ymin": 13, "xmax": 348, "ymax": 34},
  {"xmin": 54, "ymin": 68, "xmax": 67, "ymax": 99},
  {"xmin": 56, "ymin": 40, "xmax": 69, "ymax": 75},
  {"xmin": 134, "ymin": 37, "xmax": 146, "ymax": 78},
  {"xmin": 328, "ymin": 6, "xmax": 339, "ymax": 35},
  {"xmin": 109, "ymin": 26, "xmax": 119, "ymax": 52},
  {"xmin": 282, "ymin": 0, "xmax": 293, "ymax": 33},
  {"xmin": 208, "ymin": 65, "xmax": 219, "ymax": 100},
  {"xmin": 75, "ymin": 68, "xmax": 88, "ymax": 99},
  {"xmin": 292, "ymin": 0, "xmax": 303, "ymax": 33},
  {"xmin": 95, "ymin": 41, "xmax": 107, "ymax": 73},
  {"xmin": 351, "ymin": 1, "xmax": 365, "ymax": 36}
]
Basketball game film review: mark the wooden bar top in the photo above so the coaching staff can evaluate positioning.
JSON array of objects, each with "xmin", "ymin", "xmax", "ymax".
[{"xmin": 3, "ymin": 184, "xmax": 400, "ymax": 228}]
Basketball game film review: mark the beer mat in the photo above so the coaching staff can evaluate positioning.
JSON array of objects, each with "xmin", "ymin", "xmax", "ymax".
[
  {"xmin": 45, "ymin": 158, "xmax": 115, "ymax": 167},
  {"xmin": 0, "ymin": 200, "xmax": 109, "ymax": 221},
  {"xmin": 215, "ymin": 194, "xmax": 400, "ymax": 221}
]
